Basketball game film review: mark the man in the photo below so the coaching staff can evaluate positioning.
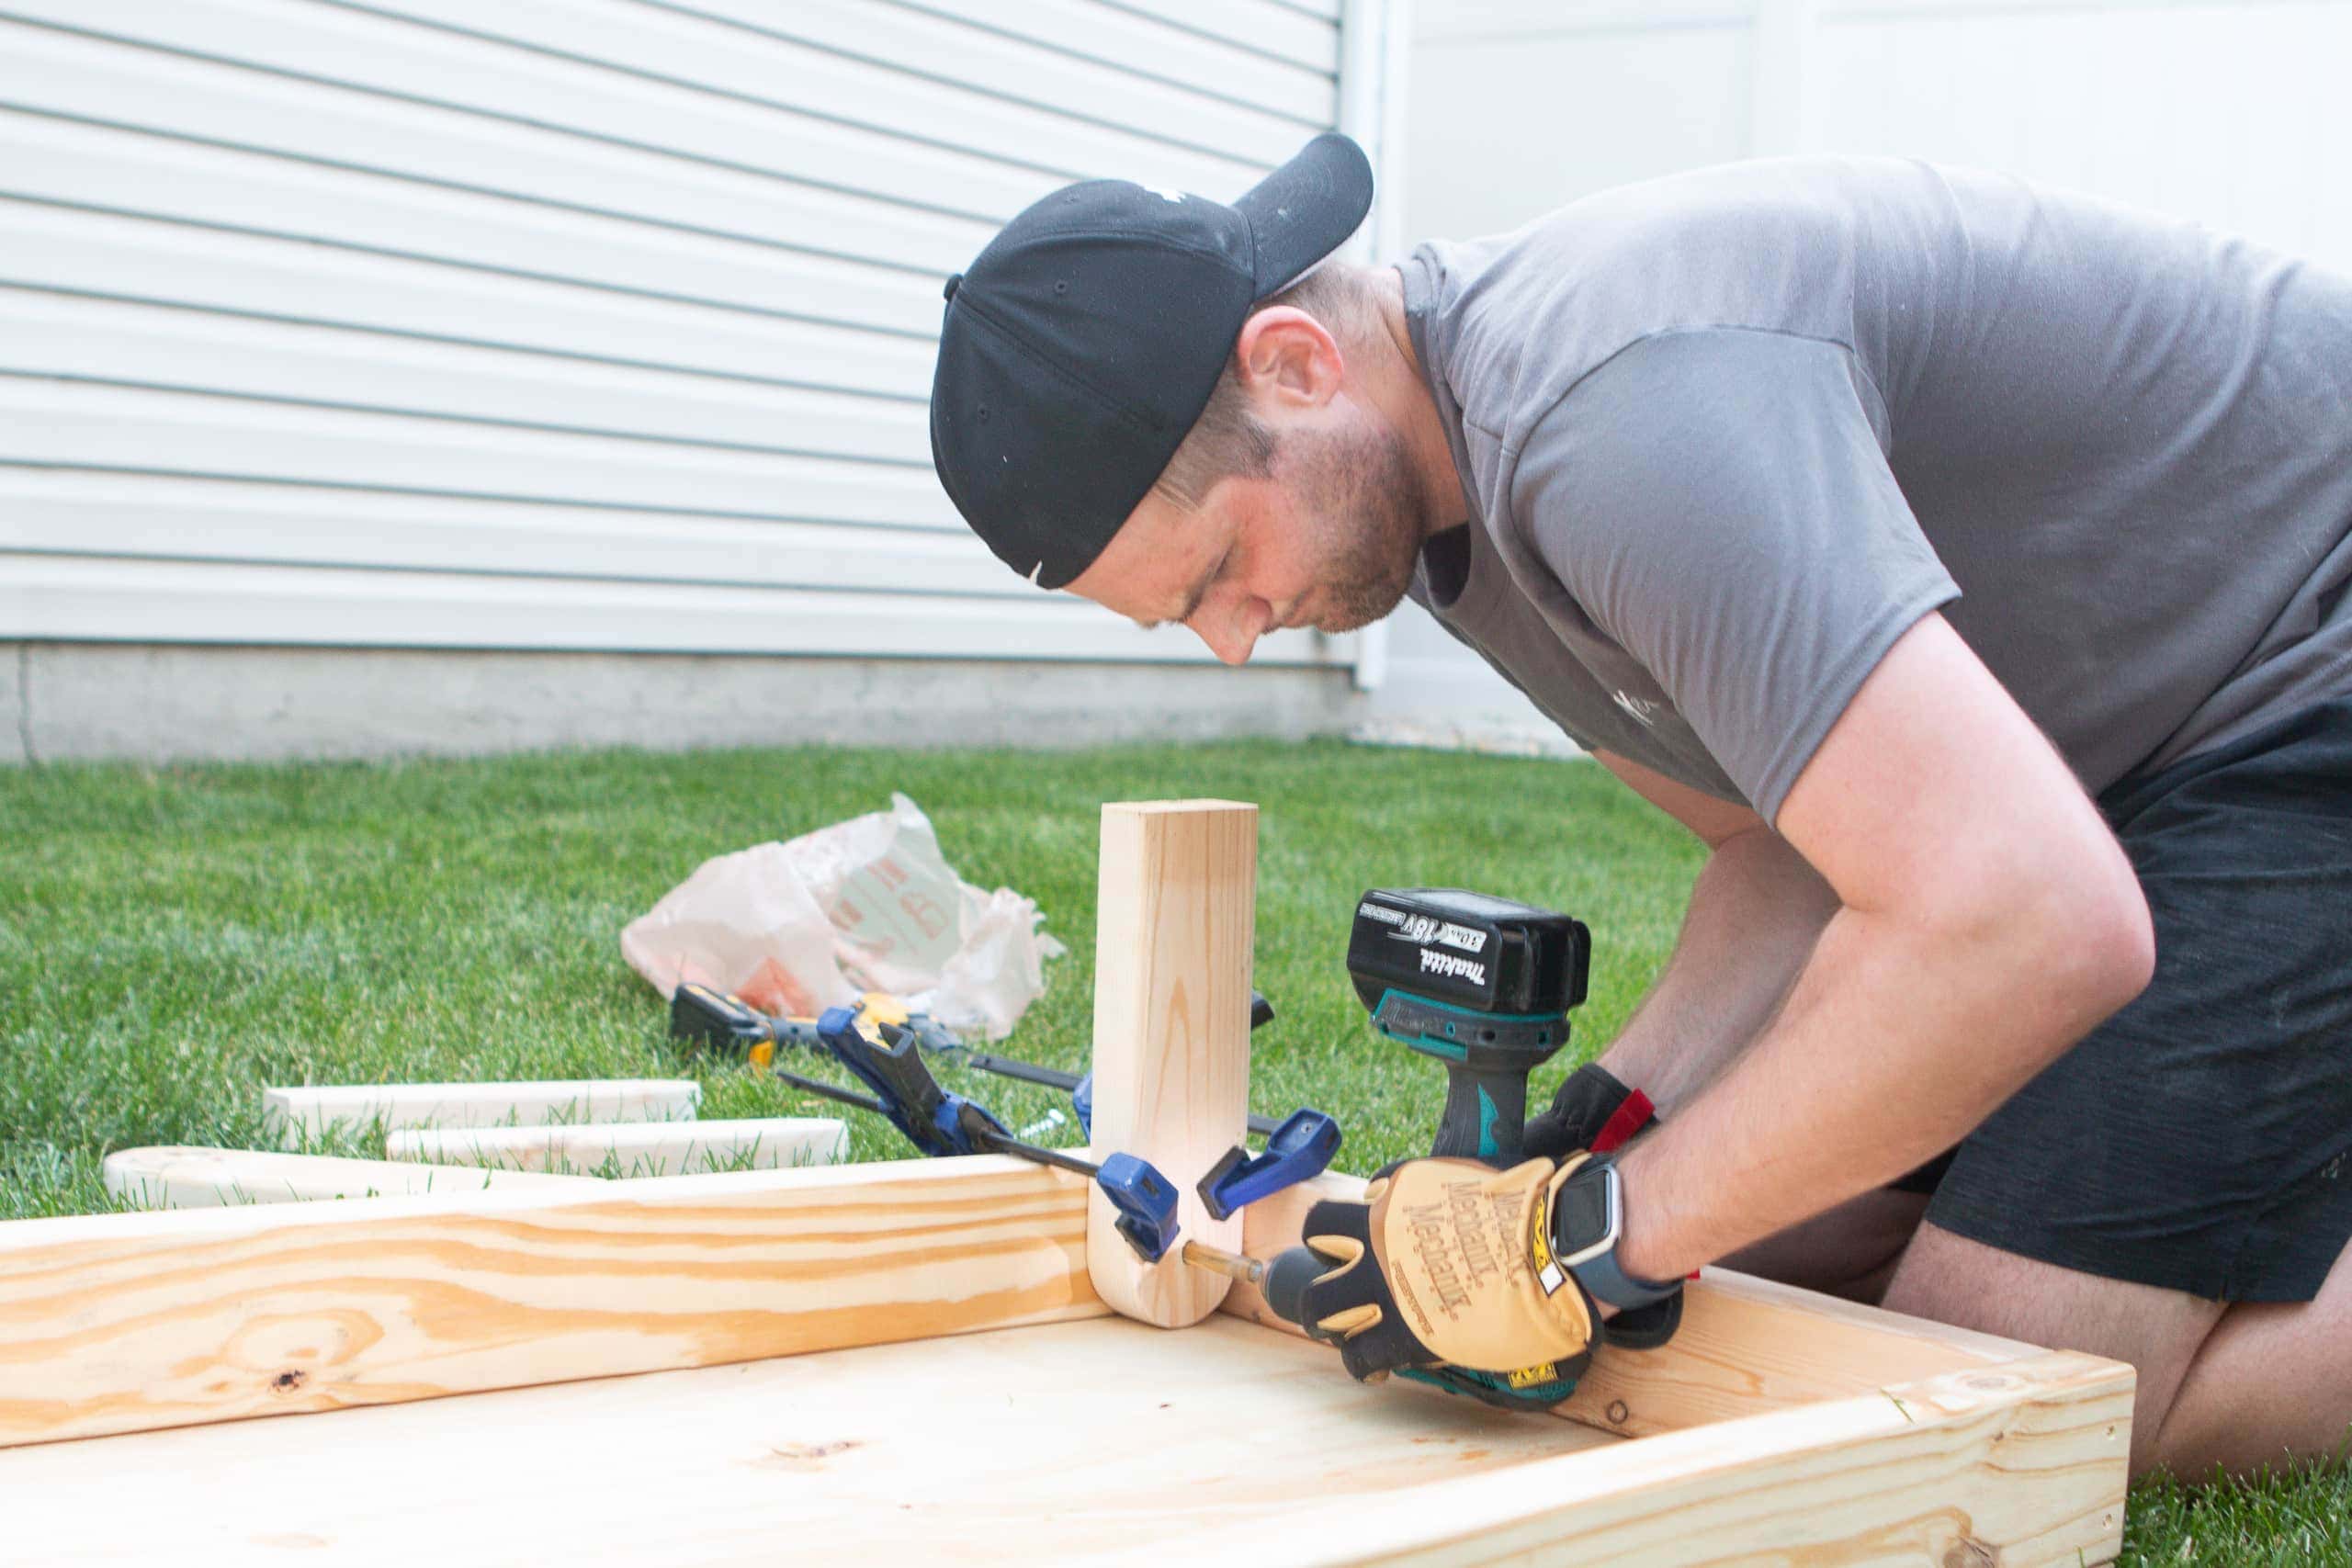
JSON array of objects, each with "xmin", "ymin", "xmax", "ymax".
[{"xmin": 928, "ymin": 134, "xmax": 2352, "ymax": 1477}]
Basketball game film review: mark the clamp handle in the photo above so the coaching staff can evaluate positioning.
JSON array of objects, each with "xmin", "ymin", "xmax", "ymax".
[
  {"xmin": 818, "ymin": 1007, "xmax": 1006, "ymax": 1158},
  {"xmin": 669, "ymin": 983, "xmax": 829, "ymax": 1058},
  {"xmin": 1094, "ymin": 1152, "xmax": 1182, "ymax": 1263},
  {"xmin": 668, "ymin": 982, "xmax": 774, "ymax": 1053},
  {"xmin": 1196, "ymin": 1109, "xmax": 1342, "ymax": 1222}
]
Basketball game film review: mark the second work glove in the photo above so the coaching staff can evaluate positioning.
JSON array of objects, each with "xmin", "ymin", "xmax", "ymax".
[
  {"xmin": 1521, "ymin": 1061, "xmax": 1655, "ymax": 1162},
  {"xmin": 1292, "ymin": 1155, "xmax": 1604, "ymax": 1410}
]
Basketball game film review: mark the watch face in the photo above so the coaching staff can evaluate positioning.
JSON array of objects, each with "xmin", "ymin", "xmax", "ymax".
[{"xmin": 1554, "ymin": 1168, "xmax": 1613, "ymax": 1253}]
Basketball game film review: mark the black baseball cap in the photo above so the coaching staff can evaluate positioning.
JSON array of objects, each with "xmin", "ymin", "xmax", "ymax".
[{"xmin": 930, "ymin": 132, "xmax": 1374, "ymax": 590}]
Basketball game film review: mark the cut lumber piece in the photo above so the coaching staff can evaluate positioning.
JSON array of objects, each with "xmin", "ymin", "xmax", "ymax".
[
  {"xmin": 0, "ymin": 1319, "xmax": 2130, "ymax": 1567},
  {"xmin": 1560, "ymin": 1265, "xmax": 2049, "ymax": 1441},
  {"xmin": 1092, "ymin": 1345, "xmax": 2132, "ymax": 1567},
  {"xmin": 0, "ymin": 1156, "xmax": 1100, "ymax": 1450},
  {"xmin": 1221, "ymin": 1170, "xmax": 2062, "ymax": 1440},
  {"xmin": 103, "ymin": 1145, "xmax": 595, "ymax": 1208},
  {"xmin": 0, "ymin": 1317, "xmax": 1618, "ymax": 1567},
  {"xmin": 1086, "ymin": 800, "xmax": 1256, "ymax": 1328},
  {"xmin": 261, "ymin": 1077, "xmax": 699, "ymax": 1147},
  {"xmin": 386, "ymin": 1117, "xmax": 850, "ymax": 1177}
]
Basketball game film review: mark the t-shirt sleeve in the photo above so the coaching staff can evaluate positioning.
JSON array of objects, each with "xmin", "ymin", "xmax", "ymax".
[{"xmin": 1512, "ymin": 328, "xmax": 1960, "ymax": 822}]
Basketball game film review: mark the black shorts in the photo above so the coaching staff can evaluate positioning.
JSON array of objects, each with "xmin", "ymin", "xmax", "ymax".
[{"xmin": 1904, "ymin": 694, "xmax": 2352, "ymax": 1303}]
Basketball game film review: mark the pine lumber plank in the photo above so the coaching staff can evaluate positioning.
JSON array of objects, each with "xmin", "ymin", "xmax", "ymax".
[
  {"xmin": 0, "ymin": 1316, "xmax": 1621, "ymax": 1567},
  {"xmin": 103, "ymin": 1145, "xmax": 596, "ymax": 1207},
  {"xmin": 262, "ymin": 1078, "xmax": 700, "ymax": 1147},
  {"xmin": 386, "ymin": 1117, "xmax": 850, "ymax": 1177},
  {"xmin": 0, "ymin": 1156, "xmax": 1102, "ymax": 1449},
  {"xmin": 1085, "ymin": 800, "xmax": 1256, "ymax": 1327},
  {"xmin": 1091, "ymin": 1347, "xmax": 2133, "ymax": 1566},
  {"xmin": 0, "ymin": 1320, "xmax": 2128, "ymax": 1566}
]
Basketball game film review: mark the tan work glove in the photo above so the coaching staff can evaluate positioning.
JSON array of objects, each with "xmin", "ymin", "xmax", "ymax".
[{"xmin": 1294, "ymin": 1154, "xmax": 1600, "ymax": 1404}]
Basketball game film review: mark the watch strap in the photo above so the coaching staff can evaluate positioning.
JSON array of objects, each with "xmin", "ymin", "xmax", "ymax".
[
  {"xmin": 1571, "ymin": 1232, "xmax": 1682, "ymax": 1312},
  {"xmin": 1553, "ymin": 1157, "xmax": 1683, "ymax": 1313}
]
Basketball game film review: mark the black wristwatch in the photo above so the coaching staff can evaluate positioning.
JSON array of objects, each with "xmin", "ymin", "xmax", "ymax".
[{"xmin": 1544, "ymin": 1156, "xmax": 1681, "ymax": 1313}]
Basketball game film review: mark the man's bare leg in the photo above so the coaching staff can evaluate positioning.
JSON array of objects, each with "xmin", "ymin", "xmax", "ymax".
[
  {"xmin": 1710, "ymin": 1199, "xmax": 2352, "ymax": 1478},
  {"xmin": 1717, "ymin": 1189, "xmax": 1928, "ymax": 1303},
  {"xmin": 2150, "ymin": 1236, "xmax": 2352, "ymax": 1477},
  {"xmin": 1883, "ymin": 1221, "xmax": 2232, "ymax": 1479}
]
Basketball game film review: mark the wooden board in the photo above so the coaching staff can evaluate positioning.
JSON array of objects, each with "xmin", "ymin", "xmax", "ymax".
[
  {"xmin": 0, "ymin": 1315, "xmax": 1613, "ymax": 1565},
  {"xmin": 1097, "ymin": 1342, "xmax": 2131, "ymax": 1568},
  {"xmin": 0, "ymin": 1314, "xmax": 2128, "ymax": 1567},
  {"xmin": 1085, "ymin": 800, "xmax": 1255, "ymax": 1327},
  {"xmin": 385, "ymin": 1117, "xmax": 849, "ymax": 1176},
  {"xmin": 0, "ymin": 1156, "xmax": 1099, "ymax": 1449},
  {"xmin": 0, "ymin": 1152, "xmax": 2133, "ymax": 1565},
  {"xmin": 262, "ymin": 1078, "xmax": 700, "ymax": 1146},
  {"xmin": 103, "ymin": 1145, "xmax": 595, "ymax": 1206}
]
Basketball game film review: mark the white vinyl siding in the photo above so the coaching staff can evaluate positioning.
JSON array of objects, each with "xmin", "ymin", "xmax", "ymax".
[{"xmin": 0, "ymin": 0, "xmax": 1370, "ymax": 666}]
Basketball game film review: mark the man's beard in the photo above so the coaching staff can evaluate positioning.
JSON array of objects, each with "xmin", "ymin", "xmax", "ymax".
[{"xmin": 1289, "ymin": 418, "xmax": 1427, "ymax": 634}]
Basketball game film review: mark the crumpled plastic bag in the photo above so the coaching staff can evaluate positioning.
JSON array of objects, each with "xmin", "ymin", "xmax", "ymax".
[{"xmin": 621, "ymin": 793, "xmax": 1064, "ymax": 1041}]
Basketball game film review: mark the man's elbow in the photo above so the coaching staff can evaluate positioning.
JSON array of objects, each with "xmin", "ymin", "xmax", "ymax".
[
  {"xmin": 1910, "ymin": 827, "xmax": 2154, "ymax": 1069},
  {"xmin": 2072, "ymin": 870, "xmax": 2156, "ymax": 1020},
  {"xmin": 2017, "ymin": 845, "xmax": 2155, "ymax": 1050}
]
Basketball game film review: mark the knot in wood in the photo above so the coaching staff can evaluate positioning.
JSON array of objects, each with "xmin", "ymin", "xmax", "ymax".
[{"xmin": 1942, "ymin": 1539, "xmax": 1997, "ymax": 1568}]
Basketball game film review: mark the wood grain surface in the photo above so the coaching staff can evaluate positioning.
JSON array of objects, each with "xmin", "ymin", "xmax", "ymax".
[
  {"xmin": 0, "ymin": 1315, "xmax": 1617, "ymax": 1566},
  {"xmin": 1085, "ymin": 800, "xmax": 1257, "ymax": 1327},
  {"xmin": 0, "ymin": 1317, "xmax": 2127, "ymax": 1566},
  {"xmin": 1090, "ymin": 1346, "xmax": 2132, "ymax": 1567},
  {"xmin": 0, "ymin": 1155, "xmax": 1100, "ymax": 1448}
]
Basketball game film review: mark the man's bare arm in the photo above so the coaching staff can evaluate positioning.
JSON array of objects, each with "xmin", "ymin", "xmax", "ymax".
[
  {"xmin": 1611, "ymin": 613, "xmax": 2154, "ymax": 1280},
  {"xmin": 1588, "ymin": 753, "xmax": 1839, "ymax": 1114}
]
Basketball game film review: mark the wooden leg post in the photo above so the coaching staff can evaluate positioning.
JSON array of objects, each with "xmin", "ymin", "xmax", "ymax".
[{"xmin": 1085, "ymin": 800, "xmax": 1257, "ymax": 1328}]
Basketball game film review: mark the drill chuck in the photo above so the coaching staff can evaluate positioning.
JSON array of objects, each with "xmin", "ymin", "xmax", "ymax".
[{"xmin": 1262, "ymin": 1245, "xmax": 1327, "ymax": 1328}]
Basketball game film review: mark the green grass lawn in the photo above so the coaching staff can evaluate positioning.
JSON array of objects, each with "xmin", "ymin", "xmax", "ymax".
[{"xmin": 1, "ymin": 739, "xmax": 2343, "ymax": 1561}]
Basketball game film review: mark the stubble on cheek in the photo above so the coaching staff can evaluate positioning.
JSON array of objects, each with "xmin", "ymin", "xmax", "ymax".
[{"xmin": 1302, "ymin": 423, "xmax": 1426, "ymax": 634}]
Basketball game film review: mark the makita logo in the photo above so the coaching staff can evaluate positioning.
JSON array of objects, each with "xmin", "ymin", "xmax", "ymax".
[{"xmin": 1419, "ymin": 949, "xmax": 1487, "ymax": 986}]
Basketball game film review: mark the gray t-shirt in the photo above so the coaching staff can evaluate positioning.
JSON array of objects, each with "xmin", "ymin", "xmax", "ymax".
[{"xmin": 1400, "ymin": 156, "xmax": 2352, "ymax": 822}]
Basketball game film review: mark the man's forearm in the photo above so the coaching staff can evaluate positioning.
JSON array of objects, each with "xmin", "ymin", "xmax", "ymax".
[
  {"xmin": 1611, "ymin": 892, "xmax": 2149, "ymax": 1281},
  {"xmin": 1598, "ymin": 827, "xmax": 1840, "ymax": 1114}
]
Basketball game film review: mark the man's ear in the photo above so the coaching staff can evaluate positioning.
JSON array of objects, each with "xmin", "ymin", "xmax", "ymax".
[{"xmin": 1234, "ymin": 306, "xmax": 1342, "ymax": 410}]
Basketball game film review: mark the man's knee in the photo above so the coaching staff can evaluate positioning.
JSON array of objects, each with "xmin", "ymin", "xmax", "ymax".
[
  {"xmin": 1883, "ymin": 1222, "xmax": 2225, "ymax": 1476},
  {"xmin": 2143, "ymin": 1235, "xmax": 2352, "ymax": 1481},
  {"xmin": 1717, "ymin": 1188, "xmax": 1928, "ymax": 1302}
]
